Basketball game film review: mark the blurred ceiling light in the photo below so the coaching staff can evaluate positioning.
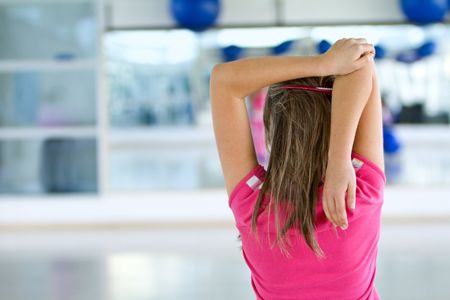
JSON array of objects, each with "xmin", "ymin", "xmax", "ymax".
[
  {"xmin": 444, "ymin": 54, "xmax": 450, "ymax": 78},
  {"xmin": 310, "ymin": 25, "xmax": 425, "ymax": 51},
  {"xmin": 216, "ymin": 27, "xmax": 309, "ymax": 48},
  {"xmin": 105, "ymin": 30, "xmax": 197, "ymax": 65},
  {"xmin": 310, "ymin": 26, "xmax": 382, "ymax": 44}
]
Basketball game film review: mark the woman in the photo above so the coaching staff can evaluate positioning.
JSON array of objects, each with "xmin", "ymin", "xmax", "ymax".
[{"xmin": 210, "ymin": 39, "xmax": 385, "ymax": 299}]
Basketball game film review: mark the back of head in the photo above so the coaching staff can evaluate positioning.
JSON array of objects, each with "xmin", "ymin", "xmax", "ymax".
[{"xmin": 251, "ymin": 76, "xmax": 335, "ymax": 257}]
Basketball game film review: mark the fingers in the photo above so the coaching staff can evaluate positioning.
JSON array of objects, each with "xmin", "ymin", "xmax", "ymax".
[
  {"xmin": 339, "ymin": 38, "xmax": 369, "ymax": 46},
  {"xmin": 353, "ymin": 38, "xmax": 368, "ymax": 43},
  {"xmin": 323, "ymin": 193, "xmax": 349, "ymax": 230},
  {"xmin": 334, "ymin": 194, "xmax": 348, "ymax": 230},
  {"xmin": 347, "ymin": 182, "xmax": 356, "ymax": 210},
  {"xmin": 328, "ymin": 197, "xmax": 340, "ymax": 228},
  {"xmin": 323, "ymin": 198, "xmax": 338, "ymax": 229},
  {"xmin": 342, "ymin": 38, "xmax": 375, "ymax": 56},
  {"xmin": 349, "ymin": 39, "xmax": 375, "ymax": 59},
  {"xmin": 322, "ymin": 195, "xmax": 332, "ymax": 225},
  {"xmin": 356, "ymin": 43, "xmax": 375, "ymax": 56},
  {"xmin": 325, "ymin": 37, "xmax": 375, "ymax": 75},
  {"xmin": 354, "ymin": 52, "xmax": 374, "ymax": 69}
]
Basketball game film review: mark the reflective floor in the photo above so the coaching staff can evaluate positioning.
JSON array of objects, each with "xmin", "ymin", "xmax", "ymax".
[{"xmin": 0, "ymin": 222, "xmax": 450, "ymax": 300}]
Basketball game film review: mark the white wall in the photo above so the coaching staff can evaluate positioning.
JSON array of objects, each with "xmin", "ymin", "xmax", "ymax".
[
  {"xmin": 283, "ymin": 0, "xmax": 403, "ymax": 24},
  {"xmin": 107, "ymin": 0, "xmax": 406, "ymax": 29},
  {"xmin": 1, "ymin": 187, "xmax": 450, "ymax": 226},
  {"xmin": 108, "ymin": 0, "xmax": 174, "ymax": 28},
  {"xmin": 219, "ymin": 0, "xmax": 277, "ymax": 25}
]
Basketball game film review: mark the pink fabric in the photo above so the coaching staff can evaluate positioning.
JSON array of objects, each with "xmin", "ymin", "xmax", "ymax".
[{"xmin": 229, "ymin": 151, "xmax": 386, "ymax": 300}]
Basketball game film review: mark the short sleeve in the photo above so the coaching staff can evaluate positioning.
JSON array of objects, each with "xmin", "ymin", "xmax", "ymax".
[{"xmin": 229, "ymin": 164, "xmax": 266, "ymax": 209}]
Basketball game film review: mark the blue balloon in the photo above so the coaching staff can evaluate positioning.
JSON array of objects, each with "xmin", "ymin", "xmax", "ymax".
[
  {"xmin": 396, "ymin": 51, "xmax": 421, "ymax": 64},
  {"xmin": 222, "ymin": 45, "xmax": 243, "ymax": 62},
  {"xmin": 396, "ymin": 40, "xmax": 438, "ymax": 63},
  {"xmin": 374, "ymin": 45, "xmax": 387, "ymax": 60},
  {"xmin": 272, "ymin": 40, "xmax": 295, "ymax": 56},
  {"xmin": 400, "ymin": 0, "xmax": 448, "ymax": 24},
  {"xmin": 417, "ymin": 40, "xmax": 437, "ymax": 57},
  {"xmin": 317, "ymin": 40, "xmax": 331, "ymax": 54},
  {"xmin": 383, "ymin": 126, "xmax": 401, "ymax": 154},
  {"xmin": 171, "ymin": 0, "xmax": 221, "ymax": 32}
]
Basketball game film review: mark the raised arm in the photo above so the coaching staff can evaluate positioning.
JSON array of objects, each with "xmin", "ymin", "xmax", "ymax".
[
  {"xmin": 329, "ymin": 63, "xmax": 375, "ymax": 162},
  {"xmin": 210, "ymin": 39, "xmax": 375, "ymax": 195},
  {"xmin": 323, "ymin": 61, "xmax": 382, "ymax": 230}
]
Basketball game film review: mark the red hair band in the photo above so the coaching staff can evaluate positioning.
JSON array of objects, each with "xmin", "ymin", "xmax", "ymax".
[{"xmin": 281, "ymin": 85, "xmax": 333, "ymax": 95}]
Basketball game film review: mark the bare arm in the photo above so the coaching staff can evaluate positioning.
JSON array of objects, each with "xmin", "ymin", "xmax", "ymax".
[
  {"xmin": 323, "ymin": 62, "xmax": 376, "ymax": 230},
  {"xmin": 211, "ymin": 39, "xmax": 375, "ymax": 195},
  {"xmin": 328, "ymin": 62, "xmax": 375, "ymax": 162},
  {"xmin": 211, "ymin": 56, "xmax": 326, "ymax": 100},
  {"xmin": 211, "ymin": 56, "xmax": 328, "ymax": 194}
]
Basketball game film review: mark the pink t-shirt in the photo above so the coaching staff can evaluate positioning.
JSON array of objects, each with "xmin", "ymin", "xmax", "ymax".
[{"xmin": 229, "ymin": 151, "xmax": 386, "ymax": 300}]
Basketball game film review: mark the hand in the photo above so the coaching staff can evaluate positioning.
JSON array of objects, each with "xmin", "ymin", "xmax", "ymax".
[
  {"xmin": 321, "ymin": 38, "xmax": 375, "ymax": 76},
  {"xmin": 322, "ymin": 158, "xmax": 356, "ymax": 230}
]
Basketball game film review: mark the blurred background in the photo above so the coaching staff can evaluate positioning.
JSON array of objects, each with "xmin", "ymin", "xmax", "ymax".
[{"xmin": 0, "ymin": 0, "xmax": 450, "ymax": 299}]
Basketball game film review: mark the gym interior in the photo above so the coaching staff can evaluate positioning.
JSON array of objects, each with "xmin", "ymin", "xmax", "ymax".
[{"xmin": 0, "ymin": 0, "xmax": 450, "ymax": 299}]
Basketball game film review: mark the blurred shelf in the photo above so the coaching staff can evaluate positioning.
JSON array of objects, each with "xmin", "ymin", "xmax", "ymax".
[
  {"xmin": 0, "ymin": 59, "xmax": 97, "ymax": 72},
  {"xmin": 395, "ymin": 124, "xmax": 450, "ymax": 145},
  {"xmin": 109, "ymin": 126, "xmax": 215, "ymax": 147},
  {"xmin": 0, "ymin": 127, "xmax": 98, "ymax": 140},
  {"xmin": 109, "ymin": 124, "xmax": 450, "ymax": 147},
  {"xmin": 0, "ymin": 0, "xmax": 93, "ymax": 4},
  {"xmin": 1, "ymin": 186, "xmax": 450, "ymax": 226}
]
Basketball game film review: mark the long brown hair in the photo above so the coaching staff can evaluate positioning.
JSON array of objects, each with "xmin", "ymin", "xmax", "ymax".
[{"xmin": 251, "ymin": 76, "xmax": 335, "ymax": 258}]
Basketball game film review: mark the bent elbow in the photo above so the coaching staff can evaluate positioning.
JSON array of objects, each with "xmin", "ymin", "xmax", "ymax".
[
  {"xmin": 210, "ymin": 63, "xmax": 233, "ymax": 99},
  {"xmin": 210, "ymin": 63, "xmax": 227, "ymax": 87}
]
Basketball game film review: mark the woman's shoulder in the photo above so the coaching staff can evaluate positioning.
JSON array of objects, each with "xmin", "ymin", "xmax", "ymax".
[
  {"xmin": 228, "ymin": 164, "xmax": 266, "ymax": 208},
  {"xmin": 350, "ymin": 150, "xmax": 386, "ymax": 205},
  {"xmin": 351, "ymin": 150, "xmax": 386, "ymax": 185}
]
